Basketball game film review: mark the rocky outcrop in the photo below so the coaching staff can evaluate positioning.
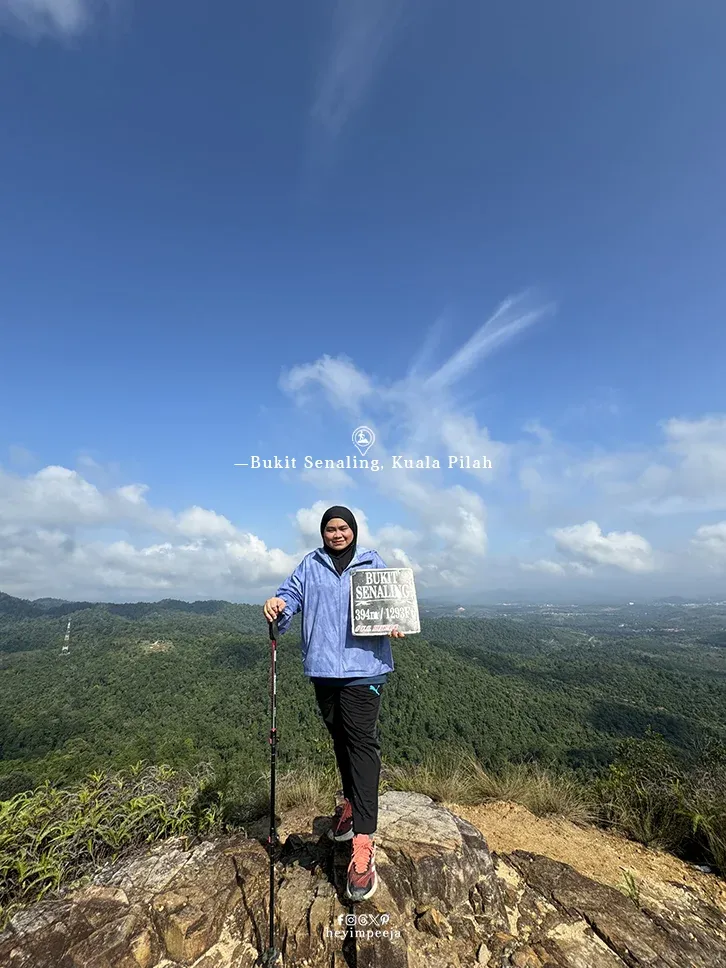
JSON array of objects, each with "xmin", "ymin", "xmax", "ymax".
[{"xmin": 1, "ymin": 790, "xmax": 725, "ymax": 967}]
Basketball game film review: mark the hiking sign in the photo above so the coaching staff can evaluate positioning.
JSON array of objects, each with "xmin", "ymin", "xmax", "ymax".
[{"xmin": 350, "ymin": 567, "xmax": 420, "ymax": 636}]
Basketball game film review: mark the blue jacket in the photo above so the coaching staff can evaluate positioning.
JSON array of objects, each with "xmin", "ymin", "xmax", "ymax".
[{"xmin": 275, "ymin": 546, "xmax": 395, "ymax": 679}]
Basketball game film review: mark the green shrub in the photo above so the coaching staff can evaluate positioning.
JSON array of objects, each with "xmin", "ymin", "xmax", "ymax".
[
  {"xmin": 594, "ymin": 731, "xmax": 726, "ymax": 872},
  {"xmin": 673, "ymin": 742, "xmax": 726, "ymax": 873},
  {"xmin": 0, "ymin": 762, "xmax": 222, "ymax": 928}
]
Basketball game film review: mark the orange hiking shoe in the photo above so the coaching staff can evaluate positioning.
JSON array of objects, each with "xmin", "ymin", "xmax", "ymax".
[
  {"xmin": 328, "ymin": 797, "xmax": 354, "ymax": 842},
  {"xmin": 346, "ymin": 833, "xmax": 378, "ymax": 901}
]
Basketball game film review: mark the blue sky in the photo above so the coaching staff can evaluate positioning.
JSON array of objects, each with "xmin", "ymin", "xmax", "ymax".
[{"xmin": 1, "ymin": 0, "xmax": 725, "ymax": 602}]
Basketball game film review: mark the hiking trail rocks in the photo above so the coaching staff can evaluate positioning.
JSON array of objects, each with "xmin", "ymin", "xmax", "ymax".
[{"xmin": 2, "ymin": 790, "xmax": 725, "ymax": 967}]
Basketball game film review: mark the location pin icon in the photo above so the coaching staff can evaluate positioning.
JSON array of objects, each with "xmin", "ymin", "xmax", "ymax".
[{"xmin": 352, "ymin": 426, "xmax": 375, "ymax": 456}]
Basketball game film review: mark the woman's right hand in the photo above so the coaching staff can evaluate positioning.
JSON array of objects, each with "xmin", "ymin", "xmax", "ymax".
[{"xmin": 263, "ymin": 597, "xmax": 287, "ymax": 623}]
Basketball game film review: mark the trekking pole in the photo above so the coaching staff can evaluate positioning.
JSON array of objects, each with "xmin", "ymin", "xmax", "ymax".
[{"xmin": 260, "ymin": 617, "xmax": 282, "ymax": 967}]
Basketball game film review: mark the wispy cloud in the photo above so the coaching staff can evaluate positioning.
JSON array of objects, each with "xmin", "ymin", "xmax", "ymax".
[
  {"xmin": 311, "ymin": 0, "xmax": 409, "ymax": 141},
  {"xmin": 0, "ymin": 0, "xmax": 104, "ymax": 36},
  {"xmin": 407, "ymin": 311, "xmax": 450, "ymax": 380},
  {"xmin": 278, "ymin": 293, "xmax": 551, "ymax": 587},
  {"xmin": 421, "ymin": 293, "xmax": 552, "ymax": 395}
]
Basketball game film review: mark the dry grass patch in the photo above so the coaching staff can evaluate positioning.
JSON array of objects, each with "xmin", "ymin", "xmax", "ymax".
[{"xmin": 381, "ymin": 752, "xmax": 594, "ymax": 825}]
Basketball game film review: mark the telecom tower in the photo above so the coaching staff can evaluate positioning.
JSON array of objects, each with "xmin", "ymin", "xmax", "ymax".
[{"xmin": 62, "ymin": 618, "xmax": 71, "ymax": 655}]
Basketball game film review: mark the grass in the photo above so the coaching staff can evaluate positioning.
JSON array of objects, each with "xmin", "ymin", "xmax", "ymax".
[
  {"xmin": 619, "ymin": 869, "xmax": 641, "ymax": 904},
  {"xmin": 274, "ymin": 764, "xmax": 340, "ymax": 814},
  {"xmin": 381, "ymin": 750, "xmax": 595, "ymax": 825},
  {"xmin": 380, "ymin": 749, "xmax": 484, "ymax": 806},
  {"xmin": 208, "ymin": 763, "xmax": 341, "ymax": 827},
  {"xmin": 0, "ymin": 762, "xmax": 222, "ymax": 929},
  {"xmin": 235, "ymin": 750, "xmax": 594, "ymax": 827}
]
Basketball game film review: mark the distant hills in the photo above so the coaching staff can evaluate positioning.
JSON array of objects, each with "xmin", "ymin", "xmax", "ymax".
[
  {"xmin": 1, "ymin": 589, "xmax": 721, "ymax": 622},
  {"xmin": 0, "ymin": 592, "xmax": 250, "ymax": 621}
]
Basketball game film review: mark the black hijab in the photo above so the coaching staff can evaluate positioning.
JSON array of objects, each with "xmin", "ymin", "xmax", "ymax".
[{"xmin": 320, "ymin": 505, "xmax": 358, "ymax": 575}]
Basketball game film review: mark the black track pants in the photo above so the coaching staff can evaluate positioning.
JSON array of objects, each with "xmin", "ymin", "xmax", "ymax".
[{"xmin": 313, "ymin": 681, "xmax": 383, "ymax": 836}]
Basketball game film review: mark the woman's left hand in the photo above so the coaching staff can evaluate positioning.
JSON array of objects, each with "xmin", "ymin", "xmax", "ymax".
[{"xmin": 390, "ymin": 627, "xmax": 406, "ymax": 638}]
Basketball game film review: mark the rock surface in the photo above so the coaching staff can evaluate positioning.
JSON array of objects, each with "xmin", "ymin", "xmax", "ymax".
[{"xmin": 1, "ymin": 790, "xmax": 725, "ymax": 967}]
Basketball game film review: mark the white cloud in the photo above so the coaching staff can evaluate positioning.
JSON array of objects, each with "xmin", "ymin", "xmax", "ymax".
[
  {"xmin": 0, "ymin": 0, "xmax": 105, "ymax": 36},
  {"xmin": 570, "ymin": 416, "xmax": 726, "ymax": 515},
  {"xmin": 1, "ymin": 465, "xmax": 123, "ymax": 528},
  {"xmin": 293, "ymin": 500, "xmax": 338, "ymax": 548},
  {"xmin": 0, "ymin": 464, "xmax": 299, "ymax": 601},
  {"xmin": 691, "ymin": 521, "xmax": 726, "ymax": 564},
  {"xmin": 637, "ymin": 415, "xmax": 726, "ymax": 513},
  {"xmin": 552, "ymin": 520, "xmax": 657, "ymax": 574},
  {"xmin": 514, "ymin": 413, "xmax": 726, "ymax": 525},
  {"xmin": 436, "ymin": 413, "xmax": 509, "ymax": 480},
  {"xmin": 116, "ymin": 483, "xmax": 149, "ymax": 505},
  {"xmin": 175, "ymin": 507, "xmax": 238, "ymax": 540},
  {"xmin": 280, "ymin": 355, "xmax": 373, "ymax": 413}
]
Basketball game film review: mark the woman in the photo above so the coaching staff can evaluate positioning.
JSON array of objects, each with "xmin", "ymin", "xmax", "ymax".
[{"xmin": 263, "ymin": 505, "xmax": 404, "ymax": 902}]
